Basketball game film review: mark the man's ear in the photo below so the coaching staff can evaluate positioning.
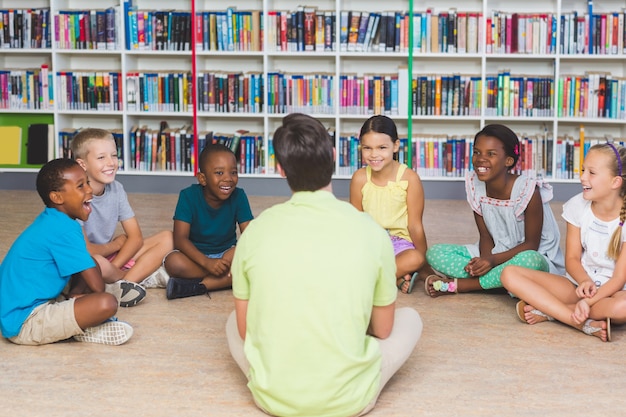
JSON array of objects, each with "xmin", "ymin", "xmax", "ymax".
[
  {"xmin": 75, "ymin": 158, "xmax": 87, "ymax": 171},
  {"xmin": 276, "ymin": 163, "xmax": 287, "ymax": 178}
]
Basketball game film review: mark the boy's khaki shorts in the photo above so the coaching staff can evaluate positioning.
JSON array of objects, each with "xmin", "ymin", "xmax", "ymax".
[{"xmin": 9, "ymin": 297, "xmax": 82, "ymax": 346}]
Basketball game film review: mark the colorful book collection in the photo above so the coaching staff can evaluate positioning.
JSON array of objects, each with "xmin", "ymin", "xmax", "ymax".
[
  {"xmin": 54, "ymin": 8, "xmax": 119, "ymax": 50},
  {"xmin": 127, "ymin": 124, "xmax": 194, "ymax": 172},
  {"xmin": 413, "ymin": 9, "xmax": 483, "ymax": 54},
  {"xmin": 340, "ymin": 73, "xmax": 401, "ymax": 116},
  {"xmin": 485, "ymin": 72, "xmax": 554, "ymax": 117},
  {"xmin": 195, "ymin": 8, "xmax": 262, "ymax": 52},
  {"xmin": 58, "ymin": 127, "xmax": 124, "ymax": 169},
  {"xmin": 487, "ymin": 11, "xmax": 557, "ymax": 54},
  {"xmin": 557, "ymin": 73, "xmax": 626, "ymax": 119},
  {"xmin": 125, "ymin": 8, "xmax": 192, "ymax": 51},
  {"xmin": 126, "ymin": 71, "xmax": 193, "ymax": 113},
  {"xmin": 266, "ymin": 72, "xmax": 335, "ymax": 114},
  {"xmin": 55, "ymin": 71, "xmax": 123, "ymax": 111},
  {"xmin": 196, "ymin": 71, "xmax": 264, "ymax": 113},
  {"xmin": 0, "ymin": 7, "xmax": 51, "ymax": 49},
  {"xmin": 553, "ymin": 135, "xmax": 626, "ymax": 180},
  {"xmin": 561, "ymin": 7, "xmax": 626, "ymax": 55},
  {"xmin": 266, "ymin": 7, "xmax": 334, "ymax": 52},
  {"xmin": 411, "ymin": 74, "xmax": 482, "ymax": 116},
  {"xmin": 0, "ymin": 64, "xmax": 53, "ymax": 110},
  {"xmin": 489, "ymin": 8, "xmax": 626, "ymax": 55}
]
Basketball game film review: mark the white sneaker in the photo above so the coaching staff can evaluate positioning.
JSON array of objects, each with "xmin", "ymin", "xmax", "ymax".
[
  {"xmin": 74, "ymin": 319, "xmax": 133, "ymax": 345},
  {"xmin": 141, "ymin": 266, "xmax": 170, "ymax": 289},
  {"xmin": 105, "ymin": 280, "xmax": 146, "ymax": 307}
]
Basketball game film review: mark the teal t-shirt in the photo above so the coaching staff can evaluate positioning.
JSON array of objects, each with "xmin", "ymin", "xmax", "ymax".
[
  {"xmin": 0, "ymin": 208, "xmax": 95, "ymax": 338},
  {"xmin": 174, "ymin": 184, "xmax": 253, "ymax": 254},
  {"xmin": 232, "ymin": 190, "xmax": 397, "ymax": 417}
]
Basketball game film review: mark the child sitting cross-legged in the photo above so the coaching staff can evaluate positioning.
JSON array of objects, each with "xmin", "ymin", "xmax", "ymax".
[
  {"xmin": 71, "ymin": 128, "xmax": 174, "ymax": 306},
  {"xmin": 0, "ymin": 159, "xmax": 133, "ymax": 346},
  {"xmin": 163, "ymin": 144, "xmax": 254, "ymax": 299}
]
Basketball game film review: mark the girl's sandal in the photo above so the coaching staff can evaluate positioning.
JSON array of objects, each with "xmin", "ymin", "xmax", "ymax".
[
  {"xmin": 424, "ymin": 275, "xmax": 458, "ymax": 298},
  {"xmin": 515, "ymin": 301, "xmax": 554, "ymax": 324},
  {"xmin": 582, "ymin": 318, "xmax": 611, "ymax": 342}
]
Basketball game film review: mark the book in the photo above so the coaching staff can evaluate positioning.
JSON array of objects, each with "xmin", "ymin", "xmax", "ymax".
[
  {"xmin": 26, "ymin": 123, "xmax": 51, "ymax": 164},
  {"xmin": 303, "ymin": 6, "xmax": 316, "ymax": 51},
  {"xmin": 355, "ymin": 11, "xmax": 369, "ymax": 52},
  {"xmin": 0, "ymin": 125, "xmax": 22, "ymax": 164},
  {"xmin": 347, "ymin": 11, "xmax": 361, "ymax": 52},
  {"xmin": 339, "ymin": 10, "xmax": 349, "ymax": 51}
]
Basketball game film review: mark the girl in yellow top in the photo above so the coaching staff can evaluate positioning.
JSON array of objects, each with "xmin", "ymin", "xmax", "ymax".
[{"xmin": 350, "ymin": 115, "xmax": 428, "ymax": 293}]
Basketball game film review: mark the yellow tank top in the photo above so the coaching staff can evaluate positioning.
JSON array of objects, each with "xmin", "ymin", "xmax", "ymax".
[{"xmin": 361, "ymin": 164, "xmax": 410, "ymax": 241}]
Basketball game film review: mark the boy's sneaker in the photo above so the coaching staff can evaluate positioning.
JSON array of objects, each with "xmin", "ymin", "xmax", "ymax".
[
  {"xmin": 141, "ymin": 266, "xmax": 170, "ymax": 289},
  {"xmin": 73, "ymin": 318, "xmax": 133, "ymax": 345},
  {"xmin": 105, "ymin": 280, "xmax": 146, "ymax": 307},
  {"xmin": 166, "ymin": 277, "xmax": 209, "ymax": 300}
]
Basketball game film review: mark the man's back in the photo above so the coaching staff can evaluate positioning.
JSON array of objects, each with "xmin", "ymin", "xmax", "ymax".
[{"xmin": 232, "ymin": 190, "xmax": 396, "ymax": 416}]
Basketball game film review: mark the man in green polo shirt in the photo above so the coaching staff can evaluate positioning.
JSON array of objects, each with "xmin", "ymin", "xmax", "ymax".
[{"xmin": 227, "ymin": 113, "xmax": 422, "ymax": 416}]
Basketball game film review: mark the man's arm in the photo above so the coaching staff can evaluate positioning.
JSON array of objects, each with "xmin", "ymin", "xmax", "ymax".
[
  {"xmin": 234, "ymin": 297, "xmax": 249, "ymax": 340},
  {"xmin": 368, "ymin": 302, "xmax": 395, "ymax": 339}
]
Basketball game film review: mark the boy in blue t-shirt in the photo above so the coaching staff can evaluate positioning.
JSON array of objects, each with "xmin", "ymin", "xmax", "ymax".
[
  {"xmin": 163, "ymin": 144, "xmax": 253, "ymax": 299},
  {"xmin": 0, "ymin": 159, "xmax": 133, "ymax": 345}
]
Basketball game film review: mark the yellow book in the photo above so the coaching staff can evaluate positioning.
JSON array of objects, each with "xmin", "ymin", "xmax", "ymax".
[{"xmin": 0, "ymin": 126, "xmax": 22, "ymax": 164}]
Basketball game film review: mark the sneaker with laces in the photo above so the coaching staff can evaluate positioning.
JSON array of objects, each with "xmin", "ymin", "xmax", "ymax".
[
  {"xmin": 166, "ymin": 277, "xmax": 209, "ymax": 300},
  {"xmin": 141, "ymin": 266, "xmax": 170, "ymax": 289},
  {"xmin": 73, "ymin": 319, "xmax": 133, "ymax": 345},
  {"xmin": 105, "ymin": 280, "xmax": 146, "ymax": 307}
]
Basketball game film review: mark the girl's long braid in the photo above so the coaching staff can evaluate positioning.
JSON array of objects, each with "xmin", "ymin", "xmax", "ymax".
[{"xmin": 605, "ymin": 143, "xmax": 626, "ymax": 260}]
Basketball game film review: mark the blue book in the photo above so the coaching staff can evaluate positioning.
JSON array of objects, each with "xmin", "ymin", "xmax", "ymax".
[
  {"xmin": 226, "ymin": 7, "xmax": 234, "ymax": 51},
  {"xmin": 123, "ymin": 0, "xmax": 133, "ymax": 49},
  {"xmin": 587, "ymin": 0, "xmax": 595, "ymax": 54}
]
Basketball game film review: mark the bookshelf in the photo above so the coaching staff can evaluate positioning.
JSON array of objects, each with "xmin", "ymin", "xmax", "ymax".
[{"xmin": 0, "ymin": 0, "xmax": 624, "ymax": 193}]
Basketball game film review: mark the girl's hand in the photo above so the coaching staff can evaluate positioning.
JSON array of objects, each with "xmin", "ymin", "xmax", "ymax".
[
  {"xmin": 575, "ymin": 280, "xmax": 597, "ymax": 298},
  {"xmin": 572, "ymin": 299, "xmax": 590, "ymax": 324},
  {"xmin": 464, "ymin": 257, "xmax": 493, "ymax": 277}
]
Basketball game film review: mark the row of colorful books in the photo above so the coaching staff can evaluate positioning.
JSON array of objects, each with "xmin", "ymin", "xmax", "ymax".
[
  {"xmin": 552, "ymin": 137, "xmax": 626, "ymax": 180},
  {"xmin": 0, "ymin": 64, "xmax": 52, "ymax": 110},
  {"xmin": 488, "ymin": 9, "xmax": 626, "ymax": 56},
  {"xmin": 195, "ymin": 9, "xmax": 261, "ymax": 52},
  {"xmin": 126, "ymin": 71, "xmax": 193, "ymax": 113},
  {"xmin": 558, "ymin": 11, "xmax": 626, "ymax": 55},
  {"xmin": 54, "ymin": 8, "xmax": 118, "ymax": 50},
  {"xmin": 127, "ymin": 124, "xmax": 194, "ymax": 172},
  {"xmin": 484, "ymin": 73, "xmax": 554, "ymax": 117},
  {"xmin": 197, "ymin": 72, "xmax": 263, "ymax": 114},
  {"xmin": 125, "ymin": 8, "xmax": 191, "ymax": 51},
  {"xmin": 487, "ymin": 12, "xmax": 556, "ymax": 55},
  {"xmin": 339, "ymin": 73, "xmax": 401, "ymax": 116},
  {"xmin": 266, "ymin": 72, "xmax": 335, "ymax": 114},
  {"xmin": 411, "ymin": 74, "xmax": 481, "ymax": 117},
  {"xmin": 55, "ymin": 71, "xmax": 123, "ymax": 111},
  {"xmin": 0, "ymin": 8, "xmax": 50, "ymax": 49},
  {"xmin": 557, "ymin": 73, "xmax": 626, "ymax": 119}
]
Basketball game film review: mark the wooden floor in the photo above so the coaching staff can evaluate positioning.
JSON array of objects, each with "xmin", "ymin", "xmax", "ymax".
[{"xmin": 0, "ymin": 189, "xmax": 623, "ymax": 417}]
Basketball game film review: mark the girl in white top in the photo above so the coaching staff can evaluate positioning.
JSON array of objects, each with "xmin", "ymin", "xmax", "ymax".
[{"xmin": 501, "ymin": 143, "xmax": 626, "ymax": 342}]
